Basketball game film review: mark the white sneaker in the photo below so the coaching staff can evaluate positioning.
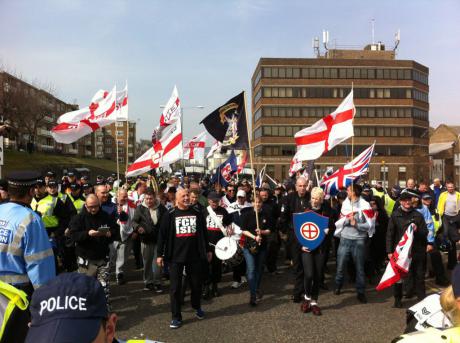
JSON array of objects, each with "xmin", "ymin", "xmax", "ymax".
[
  {"xmin": 231, "ymin": 281, "xmax": 242, "ymax": 289},
  {"xmin": 241, "ymin": 276, "xmax": 247, "ymax": 284}
]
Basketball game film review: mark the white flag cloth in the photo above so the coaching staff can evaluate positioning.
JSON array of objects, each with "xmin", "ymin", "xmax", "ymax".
[
  {"xmin": 206, "ymin": 140, "xmax": 222, "ymax": 158},
  {"xmin": 126, "ymin": 120, "xmax": 183, "ymax": 177},
  {"xmin": 289, "ymin": 151, "xmax": 303, "ymax": 177},
  {"xmin": 159, "ymin": 85, "xmax": 181, "ymax": 127},
  {"xmin": 334, "ymin": 196, "xmax": 376, "ymax": 238},
  {"xmin": 52, "ymin": 86, "xmax": 117, "ymax": 144},
  {"xmin": 116, "ymin": 84, "xmax": 128, "ymax": 121},
  {"xmin": 376, "ymin": 223, "xmax": 416, "ymax": 291},
  {"xmin": 184, "ymin": 132, "xmax": 207, "ymax": 161},
  {"xmin": 294, "ymin": 90, "xmax": 355, "ymax": 161}
]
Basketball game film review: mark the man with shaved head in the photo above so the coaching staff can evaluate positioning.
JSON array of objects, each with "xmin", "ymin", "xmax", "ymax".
[
  {"xmin": 280, "ymin": 176, "xmax": 311, "ymax": 303},
  {"xmin": 157, "ymin": 188, "xmax": 212, "ymax": 329},
  {"xmin": 69, "ymin": 193, "xmax": 118, "ymax": 306}
]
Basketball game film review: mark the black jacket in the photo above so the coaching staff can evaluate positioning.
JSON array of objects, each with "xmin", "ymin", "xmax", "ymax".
[
  {"xmin": 386, "ymin": 206, "xmax": 428, "ymax": 255},
  {"xmin": 157, "ymin": 206, "xmax": 211, "ymax": 262},
  {"xmin": 69, "ymin": 207, "xmax": 117, "ymax": 261},
  {"xmin": 241, "ymin": 208, "xmax": 274, "ymax": 249},
  {"xmin": 132, "ymin": 203, "xmax": 167, "ymax": 243},
  {"xmin": 280, "ymin": 191, "xmax": 311, "ymax": 232}
]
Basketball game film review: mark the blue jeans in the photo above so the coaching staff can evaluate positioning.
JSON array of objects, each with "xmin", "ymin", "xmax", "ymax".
[
  {"xmin": 335, "ymin": 238, "xmax": 366, "ymax": 294},
  {"xmin": 243, "ymin": 247, "xmax": 267, "ymax": 297}
]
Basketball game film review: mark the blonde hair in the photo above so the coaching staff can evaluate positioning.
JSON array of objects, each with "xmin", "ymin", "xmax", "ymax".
[
  {"xmin": 310, "ymin": 187, "xmax": 325, "ymax": 201},
  {"xmin": 440, "ymin": 286, "xmax": 460, "ymax": 326}
]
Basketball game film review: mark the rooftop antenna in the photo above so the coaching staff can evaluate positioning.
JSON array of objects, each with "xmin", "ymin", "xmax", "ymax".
[
  {"xmin": 322, "ymin": 30, "xmax": 329, "ymax": 51},
  {"xmin": 393, "ymin": 29, "xmax": 401, "ymax": 51},
  {"xmin": 312, "ymin": 37, "xmax": 320, "ymax": 57},
  {"xmin": 371, "ymin": 19, "xmax": 375, "ymax": 44}
]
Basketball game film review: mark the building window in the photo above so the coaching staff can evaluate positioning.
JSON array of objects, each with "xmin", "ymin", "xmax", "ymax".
[{"xmin": 116, "ymin": 122, "xmax": 124, "ymax": 127}]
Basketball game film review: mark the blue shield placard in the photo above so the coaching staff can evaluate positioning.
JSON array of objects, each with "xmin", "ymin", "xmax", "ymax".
[{"xmin": 293, "ymin": 211, "xmax": 329, "ymax": 250}]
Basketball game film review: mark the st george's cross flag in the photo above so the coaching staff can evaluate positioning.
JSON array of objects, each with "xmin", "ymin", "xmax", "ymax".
[
  {"xmin": 51, "ymin": 86, "xmax": 117, "ymax": 144},
  {"xmin": 126, "ymin": 120, "xmax": 183, "ymax": 177},
  {"xmin": 159, "ymin": 86, "xmax": 181, "ymax": 127},
  {"xmin": 184, "ymin": 132, "xmax": 207, "ymax": 161},
  {"xmin": 116, "ymin": 83, "xmax": 129, "ymax": 121},
  {"xmin": 320, "ymin": 143, "xmax": 375, "ymax": 196},
  {"xmin": 294, "ymin": 90, "xmax": 355, "ymax": 161},
  {"xmin": 376, "ymin": 223, "xmax": 417, "ymax": 291},
  {"xmin": 206, "ymin": 140, "xmax": 222, "ymax": 158},
  {"xmin": 289, "ymin": 151, "xmax": 303, "ymax": 177},
  {"xmin": 236, "ymin": 150, "xmax": 248, "ymax": 174}
]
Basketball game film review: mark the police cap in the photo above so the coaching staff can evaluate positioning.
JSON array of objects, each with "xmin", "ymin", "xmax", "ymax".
[
  {"xmin": 47, "ymin": 180, "xmax": 58, "ymax": 188},
  {"xmin": 7, "ymin": 171, "xmax": 41, "ymax": 188},
  {"xmin": 67, "ymin": 171, "xmax": 75, "ymax": 177},
  {"xmin": 70, "ymin": 183, "xmax": 81, "ymax": 191},
  {"xmin": 46, "ymin": 171, "xmax": 56, "ymax": 177},
  {"xmin": 82, "ymin": 183, "xmax": 92, "ymax": 190}
]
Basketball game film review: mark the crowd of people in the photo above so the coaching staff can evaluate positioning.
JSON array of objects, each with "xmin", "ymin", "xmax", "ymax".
[{"xmin": 2, "ymin": 169, "xmax": 460, "ymax": 341}]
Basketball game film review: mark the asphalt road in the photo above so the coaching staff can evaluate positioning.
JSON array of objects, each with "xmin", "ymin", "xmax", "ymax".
[{"xmin": 111, "ymin": 260, "xmax": 444, "ymax": 343}]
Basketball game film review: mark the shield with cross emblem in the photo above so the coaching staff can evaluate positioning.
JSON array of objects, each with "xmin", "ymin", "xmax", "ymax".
[{"xmin": 293, "ymin": 211, "xmax": 328, "ymax": 250}]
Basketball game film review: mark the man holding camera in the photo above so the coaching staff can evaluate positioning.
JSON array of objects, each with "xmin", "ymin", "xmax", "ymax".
[{"xmin": 69, "ymin": 194, "xmax": 117, "ymax": 304}]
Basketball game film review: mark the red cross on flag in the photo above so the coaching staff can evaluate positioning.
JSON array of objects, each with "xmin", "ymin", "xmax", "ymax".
[
  {"xmin": 184, "ymin": 131, "xmax": 207, "ymax": 161},
  {"xmin": 51, "ymin": 86, "xmax": 117, "ymax": 144},
  {"xmin": 294, "ymin": 90, "xmax": 355, "ymax": 161},
  {"xmin": 159, "ymin": 86, "xmax": 181, "ymax": 127},
  {"xmin": 126, "ymin": 120, "xmax": 183, "ymax": 177}
]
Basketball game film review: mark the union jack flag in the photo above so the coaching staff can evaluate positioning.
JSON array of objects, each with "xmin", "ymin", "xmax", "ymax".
[{"xmin": 320, "ymin": 143, "xmax": 375, "ymax": 195}]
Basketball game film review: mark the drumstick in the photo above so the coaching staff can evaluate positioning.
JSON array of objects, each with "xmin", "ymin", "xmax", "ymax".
[{"xmin": 209, "ymin": 242, "xmax": 228, "ymax": 251}]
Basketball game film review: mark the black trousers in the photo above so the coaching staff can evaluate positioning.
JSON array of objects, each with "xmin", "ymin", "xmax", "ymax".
[
  {"xmin": 232, "ymin": 259, "xmax": 246, "ymax": 282},
  {"xmin": 302, "ymin": 250, "xmax": 324, "ymax": 300},
  {"xmin": 206, "ymin": 252, "xmax": 222, "ymax": 284},
  {"xmin": 429, "ymin": 248, "xmax": 447, "ymax": 282},
  {"xmin": 288, "ymin": 232, "xmax": 303, "ymax": 298},
  {"xmin": 169, "ymin": 260, "xmax": 202, "ymax": 321},
  {"xmin": 442, "ymin": 215, "xmax": 458, "ymax": 269},
  {"xmin": 265, "ymin": 232, "xmax": 280, "ymax": 273},
  {"xmin": 399, "ymin": 253, "xmax": 426, "ymax": 300},
  {"xmin": 132, "ymin": 237, "xmax": 142, "ymax": 268}
]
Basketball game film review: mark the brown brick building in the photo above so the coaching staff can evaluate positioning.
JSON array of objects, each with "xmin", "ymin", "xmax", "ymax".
[
  {"xmin": 98, "ymin": 121, "xmax": 137, "ymax": 165},
  {"xmin": 429, "ymin": 124, "xmax": 460, "ymax": 185},
  {"xmin": 251, "ymin": 46, "xmax": 430, "ymax": 187}
]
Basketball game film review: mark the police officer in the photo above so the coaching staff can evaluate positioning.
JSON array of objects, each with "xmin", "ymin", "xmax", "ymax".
[
  {"xmin": 0, "ymin": 171, "xmax": 55, "ymax": 296},
  {"xmin": 32, "ymin": 180, "xmax": 71, "ymax": 273},
  {"xmin": 422, "ymin": 193, "xmax": 449, "ymax": 286},
  {"xmin": 68, "ymin": 183, "xmax": 85, "ymax": 214}
]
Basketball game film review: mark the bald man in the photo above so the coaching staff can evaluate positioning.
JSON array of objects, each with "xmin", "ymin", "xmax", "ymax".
[
  {"xmin": 157, "ymin": 188, "xmax": 212, "ymax": 329},
  {"xmin": 279, "ymin": 176, "xmax": 311, "ymax": 303},
  {"xmin": 69, "ymin": 194, "xmax": 118, "ymax": 306}
]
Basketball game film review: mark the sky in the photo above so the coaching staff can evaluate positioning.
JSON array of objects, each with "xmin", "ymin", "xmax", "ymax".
[{"xmin": 1, "ymin": 0, "xmax": 459, "ymax": 143}]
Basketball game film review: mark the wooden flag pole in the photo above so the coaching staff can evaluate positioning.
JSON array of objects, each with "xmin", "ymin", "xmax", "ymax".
[{"xmin": 242, "ymin": 91, "xmax": 261, "ymax": 234}]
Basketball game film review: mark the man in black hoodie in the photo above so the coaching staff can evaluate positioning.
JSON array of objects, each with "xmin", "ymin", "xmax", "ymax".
[
  {"xmin": 157, "ymin": 188, "xmax": 212, "ymax": 329},
  {"xmin": 69, "ymin": 194, "xmax": 117, "ymax": 304}
]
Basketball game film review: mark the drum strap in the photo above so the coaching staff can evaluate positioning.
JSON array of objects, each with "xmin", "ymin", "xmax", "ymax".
[{"xmin": 207, "ymin": 206, "xmax": 228, "ymax": 236}]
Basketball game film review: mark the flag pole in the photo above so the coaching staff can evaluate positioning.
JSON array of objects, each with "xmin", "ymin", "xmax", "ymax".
[
  {"xmin": 350, "ymin": 83, "xmax": 355, "ymax": 213},
  {"xmin": 125, "ymin": 81, "xmax": 129, "ymax": 178},
  {"xmin": 243, "ymin": 91, "xmax": 261, "ymax": 233},
  {"xmin": 115, "ymin": 121, "xmax": 120, "ymax": 183}
]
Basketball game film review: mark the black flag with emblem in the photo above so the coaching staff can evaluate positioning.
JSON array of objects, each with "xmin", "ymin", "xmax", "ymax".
[{"xmin": 200, "ymin": 91, "xmax": 248, "ymax": 150}]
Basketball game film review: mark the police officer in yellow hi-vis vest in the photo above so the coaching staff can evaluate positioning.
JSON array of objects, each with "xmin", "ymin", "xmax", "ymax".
[{"xmin": 31, "ymin": 179, "xmax": 70, "ymax": 273}]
